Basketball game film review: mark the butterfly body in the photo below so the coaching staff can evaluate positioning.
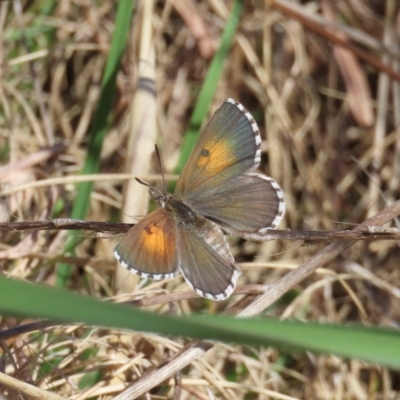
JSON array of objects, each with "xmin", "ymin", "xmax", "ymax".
[
  {"xmin": 166, "ymin": 195, "xmax": 235, "ymax": 266},
  {"xmin": 165, "ymin": 196, "xmax": 198, "ymax": 227},
  {"xmin": 114, "ymin": 98, "xmax": 285, "ymax": 301}
]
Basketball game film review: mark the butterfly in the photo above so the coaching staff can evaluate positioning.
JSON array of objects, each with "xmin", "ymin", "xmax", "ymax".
[{"xmin": 114, "ymin": 99, "xmax": 285, "ymax": 301}]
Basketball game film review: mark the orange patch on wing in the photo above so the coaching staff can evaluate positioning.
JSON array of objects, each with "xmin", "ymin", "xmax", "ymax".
[
  {"xmin": 140, "ymin": 222, "xmax": 169, "ymax": 257},
  {"xmin": 196, "ymin": 139, "xmax": 233, "ymax": 176}
]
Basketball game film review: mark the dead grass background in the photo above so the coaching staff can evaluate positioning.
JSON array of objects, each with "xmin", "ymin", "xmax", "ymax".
[{"xmin": 1, "ymin": 0, "xmax": 400, "ymax": 399}]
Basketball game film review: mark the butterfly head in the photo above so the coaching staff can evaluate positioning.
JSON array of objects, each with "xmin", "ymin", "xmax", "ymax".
[
  {"xmin": 135, "ymin": 177, "xmax": 170, "ymax": 208},
  {"xmin": 149, "ymin": 186, "xmax": 170, "ymax": 208}
]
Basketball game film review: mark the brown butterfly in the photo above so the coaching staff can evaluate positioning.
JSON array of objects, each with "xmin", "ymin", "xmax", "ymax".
[{"xmin": 114, "ymin": 99, "xmax": 285, "ymax": 300}]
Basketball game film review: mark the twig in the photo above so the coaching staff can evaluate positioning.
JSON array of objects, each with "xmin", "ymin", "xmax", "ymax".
[
  {"xmin": 113, "ymin": 341, "xmax": 213, "ymax": 400},
  {"xmin": 0, "ymin": 371, "xmax": 65, "ymax": 400},
  {"xmin": 1, "ymin": 218, "xmax": 399, "ymax": 241},
  {"xmin": 0, "ymin": 219, "xmax": 132, "ymax": 234}
]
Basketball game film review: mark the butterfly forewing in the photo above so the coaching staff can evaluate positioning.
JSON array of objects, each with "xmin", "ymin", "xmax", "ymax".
[
  {"xmin": 175, "ymin": 99, "xmax": 261, "ymax": 198},
  {"xmin": 114, "ymin": 208, "xmax": 178, "ymax": 280}
]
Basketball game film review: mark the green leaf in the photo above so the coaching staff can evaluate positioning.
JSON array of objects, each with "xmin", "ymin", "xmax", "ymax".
[
  {"xmin": 78, "ymin": 370, "xmax": 103, "ymax": 390},
  {"xmin": 0, "ymin": 275, "xmax": 399, "ymax": 370}
]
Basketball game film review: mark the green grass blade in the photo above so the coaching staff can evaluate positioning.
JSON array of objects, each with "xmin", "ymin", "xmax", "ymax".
[
  {"xmin": 173, "ymin": 0, "xmax": 243, "ymax": 177},
  {"xmin": 1, "ymin": 276, "xmax": 399, "ymax": 370},
  {"xmin": 56, "ymin": 0, "xmax": 135, "ymax": 287}
]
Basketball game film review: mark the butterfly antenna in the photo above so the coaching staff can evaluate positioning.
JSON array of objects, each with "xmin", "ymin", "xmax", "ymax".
[
  {"xmin": 155, "ymin": 144, "xmax": 167, "ymax": 195},
  {"xmin": 135, "ymin": 177, "xmax": 151, "ymax": 187}
]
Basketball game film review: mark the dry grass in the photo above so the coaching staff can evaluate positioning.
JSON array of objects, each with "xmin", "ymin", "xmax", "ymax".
[{"xmin": 1, "ymin": 0, "xmax": 400, "ymax": 399}]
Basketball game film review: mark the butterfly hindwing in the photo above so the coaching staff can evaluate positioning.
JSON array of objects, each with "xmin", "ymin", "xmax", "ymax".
[
  {"xmin": 183, "ymin": 172, "xmax": 285, "ymax": 237},
  {"xmin": 114, "ymin": 208, "xmax": 178, "ymax": 280},
  {"xmin": 176, "ymin": 218, "xmax": 240, "ymax": 301}
]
